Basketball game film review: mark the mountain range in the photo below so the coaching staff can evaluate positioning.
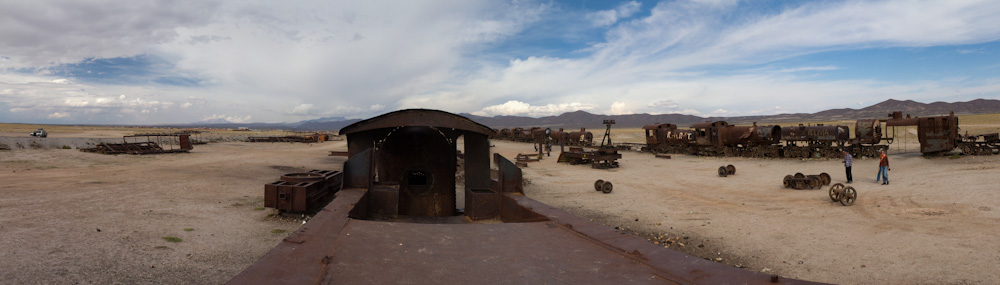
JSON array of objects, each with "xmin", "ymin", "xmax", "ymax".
[{"xmin": 176, "ymin": 99, "xmax": 1000, "ymax": 131}]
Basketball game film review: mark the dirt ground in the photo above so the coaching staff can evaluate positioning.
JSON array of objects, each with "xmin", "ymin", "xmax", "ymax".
[
  {"xmin": 0, "ymin": 138, "xmax": 346, "ymax": 284},
  {"xmin": 495, "ymin": 140, "xmax": 1000, "ymax": 284},
  {"xmin": 1, "ymin": 129, "xmax": 999, "ymax": 284}
]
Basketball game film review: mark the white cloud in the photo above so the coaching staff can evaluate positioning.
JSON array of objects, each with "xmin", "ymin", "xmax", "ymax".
[
  {"xmin": 51, "ymin": 79, "xmax": 70, "ymax": 84},
  {"xmin": 290, "ymin": 104, "xmax": 315, "ymax": 115},
  {"xmin": 586, "ymin": 1, "xmax": 641, "ymax": 27},
  {"xmin": 47, "ymin": 112, "xmax": 69, "ymax": 118},
  {"xmin": 608, "ymin": 101, "xmax": 633, "ymax": 115},
  {"xmin": 202, "ymin": 114, "xmax": 251, "ymax": 123},
  {"xmin": 473, "ymin": 100, "xmax": 595, "ymax": 117}
]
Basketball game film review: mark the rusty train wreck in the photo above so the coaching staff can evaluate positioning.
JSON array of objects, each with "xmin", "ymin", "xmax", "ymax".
[
  {"xmin": 80, "ymin": 133, "xmax": 194, "ymax": 155},
  {"xmin": 231, "ymin": 109, "xmax": 813, "ymax": 284},
  {"xmin": 643, "ymin": 111, "xmax": 996, "ymax": 158}
]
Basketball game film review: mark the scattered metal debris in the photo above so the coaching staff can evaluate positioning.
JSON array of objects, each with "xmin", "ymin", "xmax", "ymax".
[
  {"xmin": 80, "ymin": 133, "xmax": 193, "ymax": 155},
  {"xmin": 557, "ymin": 120, "xmax": 622, "ymax": 169},
  {"xmin": 717, "ymin": 165, "xmax": 736, "ymax": 177},
  {"xmin": 783, "ymin": 172, "xmax": 831, "ymax": 190},
  {"xmin": 828, "ymin": 183, "xmax": 857, "ymax": 206},
  {"xmin": 594, "ymin": 179, "xmax": 613, "ymax": 193}
]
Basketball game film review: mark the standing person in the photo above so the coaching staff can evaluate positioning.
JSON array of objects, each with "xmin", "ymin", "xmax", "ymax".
[
  {"xmin": 876, "ymin": 150, "xmax": 890, "ymax": 185},
  {"xmin": 842, "ymin": 151, "xmax": 853, "ymax": 183}
]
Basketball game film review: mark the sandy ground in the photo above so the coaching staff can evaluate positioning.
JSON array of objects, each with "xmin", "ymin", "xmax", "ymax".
[
  {"xmin": 0, "ymin": 139, "xmax": 346, "ymax": 284},
  {"xmin": 2, "ymin": 130, "xmax": 999, "ymax": 284},
  {"xmin": 496, "ymin": 140, "xmax": 1000, "ymax": 284}
]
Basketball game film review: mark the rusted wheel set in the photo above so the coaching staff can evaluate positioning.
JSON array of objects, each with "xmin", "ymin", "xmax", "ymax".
[
  {"xmin": 594, "ymin": 179, "xmax": 613, "ymax": 194},
  {"xmin": 717, "ymin": 165, "xmax": 736, "ymax": 177},
  {"xmin": 828, "ymin": 183, "xmax": 857, "ymax": 206},
  {"xmin": 782, "ymin": 172, "xmax": 830, "ymax": 190}
]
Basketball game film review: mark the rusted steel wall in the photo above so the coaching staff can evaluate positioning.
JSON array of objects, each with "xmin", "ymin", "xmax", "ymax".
[
  {"xmin": 494, "ymin": 153, "xmax": 523, "ymax": 194},
  {"xmin": 917, "ymin": 114, "xmax": 959, "ymax": 153},
  {"xmin": 782, "ymin": 125, "xmax": 849, "ymax": 143},
  {"xmin": 376, "ymin": 126, "xmax": 457, "ymax": 217}
]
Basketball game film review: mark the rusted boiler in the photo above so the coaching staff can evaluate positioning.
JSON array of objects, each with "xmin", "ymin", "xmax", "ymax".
[
  {"xmin": 781, "ymin": 124, "xmax": 849, "ymax": 158},
  {"xmin": 567, "ymin": 128, "xmax": 594, "ymax": 146},
  {"xmin": 691, "ymin": 121, "xmax": 781, "ymax": 157}
]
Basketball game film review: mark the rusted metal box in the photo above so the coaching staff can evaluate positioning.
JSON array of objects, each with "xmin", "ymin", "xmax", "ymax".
[
  {"xmin": 465, "ymin": 188, "xmax": 499, "ymax": 220},
  {"xmin": 264, "ymin": 170, "xmax": 343, "ymax": 213}
]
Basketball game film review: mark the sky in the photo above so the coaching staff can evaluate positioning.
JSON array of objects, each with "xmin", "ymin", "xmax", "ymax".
[{"xmin": 1, "ymin": 0, "xmax": 999, "ymax": 124}]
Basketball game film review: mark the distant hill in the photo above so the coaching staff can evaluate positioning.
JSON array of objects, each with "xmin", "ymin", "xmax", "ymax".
[
  {"xmin": 463, "ymin": 99, "xmax": 1000, "ymax": 129},
  {"xmin": 159, "ymin": 98, "xmax": 999, "ymax": 132}
]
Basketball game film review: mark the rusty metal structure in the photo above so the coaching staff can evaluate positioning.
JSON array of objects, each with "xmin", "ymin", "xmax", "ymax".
[
  {"xmin": 247, "ymin": 133, "xmax": 330, "ymax": 143},
  {"xmin": 781, "ymin": 124, "xmax": 850, "ymax": 158},
  {"xmin": 688, "ymin": 122, "xmax": 782, "ymax": 157},
  {"xmin": 717, "ymin": 165, "xmax": 736, "ymax": 177},
  {"xmin": 556, "ymin": 121, "xmax": 622, "ymax": 169},
  {"xmin": 959, "ymin": 133, "xmax": 1000, "ymax": 155},
  {"xmin": 783, "ymin": 173, "xmax": 831, "ymax": 190},
  {"xmin": 642, "ymin": 110, "xmax": 996, "ymax": 158},
  {"xmin": 231, "ymin": 109, "xmax": 815, "ymax": 284},
  {"xmin": 827, "ymin": 183, "xmax": 857, "ymax": 206},
  {"xmin": 264, "ymin": 170, "xmax": 344, "ymax": 213},
  {"xmin": 80, "ymin": 133, "xmax": 193, "ymax": 155}
]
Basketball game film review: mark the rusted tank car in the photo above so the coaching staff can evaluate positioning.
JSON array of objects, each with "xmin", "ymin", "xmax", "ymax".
[
  {"xmin": 781, "ymin": 124, "xmax": 850, "ymax": 158},
  {"xmin": 549, "ymin": 128, "xmax": 569, "ymax": 145},
  {"xmin": 567, "ymin": 128, "xmax": 594, "ymax": 146},
  {"xmin": 691, "ymin": 121, "xmax": 782, "ymax": 157}
]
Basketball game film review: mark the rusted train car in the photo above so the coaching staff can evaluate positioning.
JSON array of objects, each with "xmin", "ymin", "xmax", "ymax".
[{"xmin": 644, "ymin": 111, "xmax": 992, "ymax": 158}]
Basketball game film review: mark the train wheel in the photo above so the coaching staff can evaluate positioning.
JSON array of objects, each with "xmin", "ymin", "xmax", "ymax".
[
  {"xmin": 819, "ymin": 173, "xmax": 831, "ymax": 185},
  {"xmin": 808, "ymin": 177, "xmax": 819, "ymax": 189},
  {"xmin": 783, "ymin": 175, "xmax": 793, "ymax": 188},
  {"xmin": 794, "ymin": 173, "xmax": 805, "ymax": 179},
  {"xmin": 726, "ymin": 165, "xmax": 736, "ymax": 175},
  {"xmin": 594, "ymin": 180, "xmax": 604, "ymax": 191},
  {"xmin": 718, "ymin": 166, "xmax": 728, "ymax": 177},
  {"xmin": 840, "ymin": 187, "xmax": 857, "ymax": 206},
  {"xmin": 602, "ymin": 182, "xmax": 613, "ymax": 194},
  {"xmin": 829, "ymin": 183, "xmax": 844, "ymax": 201}
]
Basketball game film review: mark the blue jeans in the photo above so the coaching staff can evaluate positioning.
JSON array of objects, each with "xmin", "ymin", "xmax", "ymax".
[{"xmin": 876, "ymin": 166, "xmax": 888, "ymax": 183}]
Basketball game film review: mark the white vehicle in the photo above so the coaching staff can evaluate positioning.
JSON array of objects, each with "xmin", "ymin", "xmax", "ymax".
[{"xmin": 29, "ymin": 128, "xmax": 47, "ymax": 138}]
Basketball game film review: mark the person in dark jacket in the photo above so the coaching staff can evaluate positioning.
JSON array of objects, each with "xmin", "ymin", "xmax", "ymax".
[
  {"xmin": 842, "ymin": 151, "xmax": 853, "ymax": 183},
  {"xmin": 876, "ymin": 150, "xmax": 890, "ymax": 185}
]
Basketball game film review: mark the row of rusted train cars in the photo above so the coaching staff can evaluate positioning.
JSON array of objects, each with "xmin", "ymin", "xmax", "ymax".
[
  {"xmin": 492, "ymin": 111, "xmax": 998, "ymax": 158},
  {"xmin": 643, "ymin": 111, "xmax": 998, "ymax": 158},
  {"xmin": 494, "ymin": 127, "xmax": 595, "ymax": 146}
]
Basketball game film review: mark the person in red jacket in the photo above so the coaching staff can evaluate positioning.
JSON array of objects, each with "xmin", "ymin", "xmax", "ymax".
[{"xmin": 876, "ymin": 150, "xmax": 890, "ymax": 185}]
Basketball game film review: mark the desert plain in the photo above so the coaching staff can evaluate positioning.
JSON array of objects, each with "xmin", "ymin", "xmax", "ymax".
[{"xmin": 1, "ymin": 123, "xmax": 999, "ymax": 284}]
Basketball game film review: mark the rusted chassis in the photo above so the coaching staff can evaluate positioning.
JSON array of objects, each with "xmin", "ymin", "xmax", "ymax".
[{"xmin": 232, "ymin": 109, "xmax": 816, "ymax": 284}]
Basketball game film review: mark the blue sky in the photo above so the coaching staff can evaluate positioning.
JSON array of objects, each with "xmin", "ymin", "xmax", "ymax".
[{"xmin": 1, "ymin": 0, "xmax": 999, "ymax": 124}]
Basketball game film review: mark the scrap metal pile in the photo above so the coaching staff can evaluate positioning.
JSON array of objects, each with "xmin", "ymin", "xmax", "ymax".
[
  {"xmin": 557, "ymin": 120, "xmax": 622, "ymax": 169},
  {"xmin": 264, "ymin": 170, "xmax": 343, "ymax": 213},
  {"xmin": 643, "ymin": 110, "xmax": 995, "ymax": 158},
  {"xmin": 247, "ymin": 133, "xmax": 330, "ymax": 143},
  {"xmin": 80, "ymin": 133, "xmax": 193, "ymax": 155}
]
